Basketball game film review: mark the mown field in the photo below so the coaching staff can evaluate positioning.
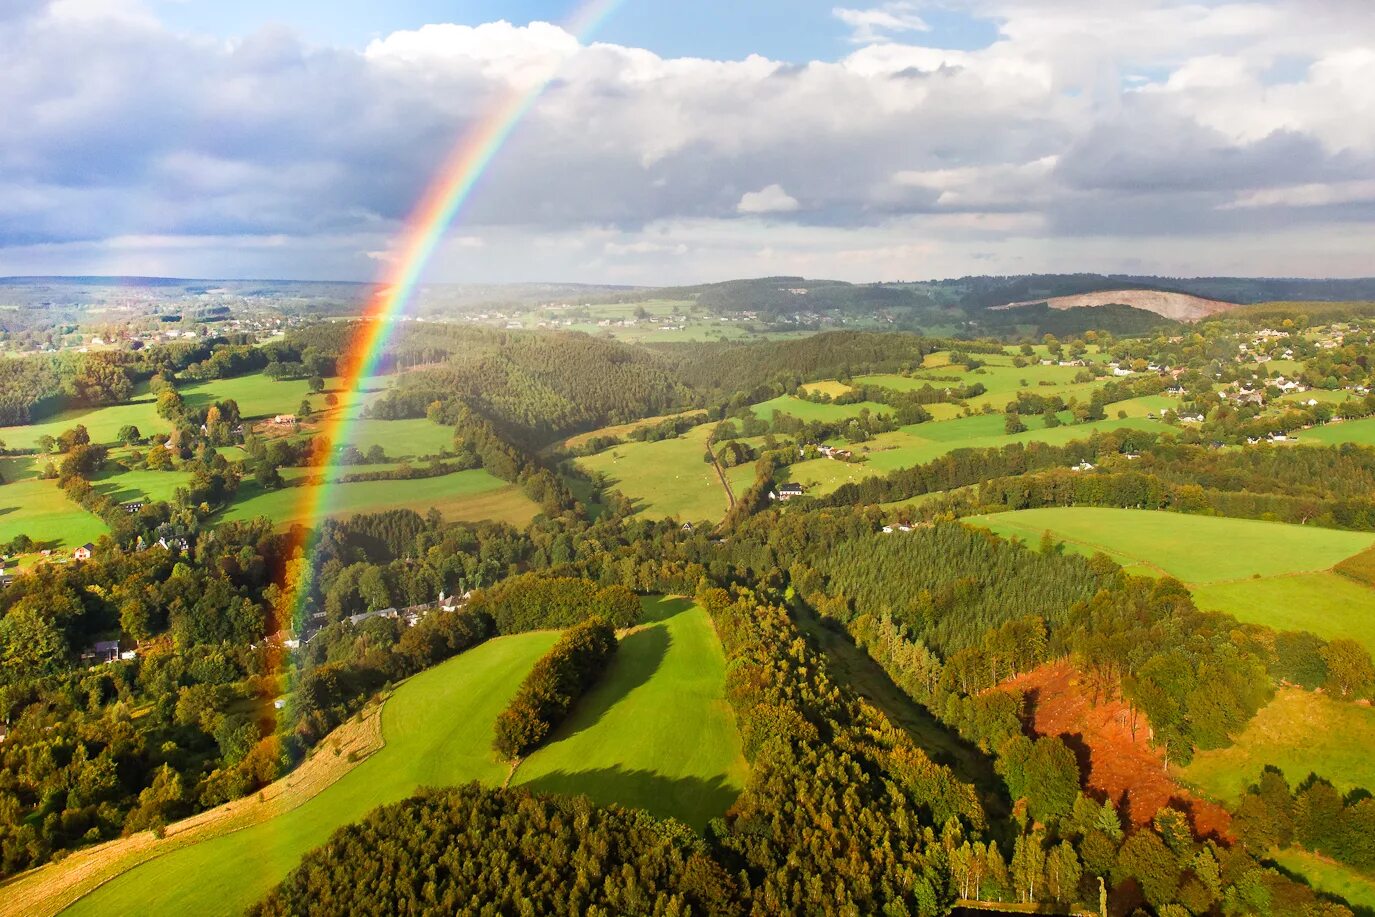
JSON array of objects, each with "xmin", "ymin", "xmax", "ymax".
[
  {"xmin": 221, "ymin": 469, "xmax": 540, "ymax": 530},
  {"xmin": 59, "ymin": 598, "xmax": 744, "ymax": 917},
  {"xmin": 0, "ymin": 477, "xmax": 108, "ymax": 552},
  {"xmin": 965, "ymin": 507, "xmax": 1375, "ymax": 653}
]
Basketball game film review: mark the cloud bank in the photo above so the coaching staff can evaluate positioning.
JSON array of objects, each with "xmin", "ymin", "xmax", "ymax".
[{"xmin": 1, "ymin": 0, "xmax": 1373, "ymax": 283}]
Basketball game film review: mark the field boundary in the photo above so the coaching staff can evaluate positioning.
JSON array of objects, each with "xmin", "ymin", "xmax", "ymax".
[{"xmin": 1, "ymin": 703, "xmax": 386, "ymax": 917}]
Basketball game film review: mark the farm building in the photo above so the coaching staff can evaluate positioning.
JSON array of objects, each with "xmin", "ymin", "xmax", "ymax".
[
  {"xmin": 273, "ymin": 414, "xmax": 297, "ymax": 425},
  {"xmin": 773, "ymin": 482, "xmax": 805, "ymax": 501},
  {"xmin": 73, "ymin": 543, "xmax": 95, "ymax": 561}
]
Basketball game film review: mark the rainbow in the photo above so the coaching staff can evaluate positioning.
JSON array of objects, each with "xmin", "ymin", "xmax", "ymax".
[{"xmin": 281, "ymin": 0, "xmax": 626, "ymax": 627}]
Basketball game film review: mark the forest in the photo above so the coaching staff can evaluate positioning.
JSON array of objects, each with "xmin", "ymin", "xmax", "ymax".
[{"xmin": 7, "ymin": 312, "xmax": 1375, "ymax": 916}]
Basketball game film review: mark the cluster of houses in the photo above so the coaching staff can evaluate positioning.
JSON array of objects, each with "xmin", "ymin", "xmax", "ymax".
[
  {"xmin": 804, "ymin": 443, "xmax": 855, "ymax": 462},
  {"xmin": 292, "ymin": 590, "xmax": 474, "ymax": 648}
]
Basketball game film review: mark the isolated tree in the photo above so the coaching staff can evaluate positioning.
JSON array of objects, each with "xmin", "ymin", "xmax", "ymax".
[
  {"xmin": 156, "ymin": 389, "xmax": 185, "ymax": 421},
  {"xmin": 1322, "ymin": 638, "xmax": 1375, "ymax": 698},
  {"xmin": 118, "ymin": 424, "xmax": 142, "ymax": 445}
]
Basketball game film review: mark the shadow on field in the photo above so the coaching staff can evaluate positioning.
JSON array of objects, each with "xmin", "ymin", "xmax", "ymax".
[
  {"xmin": 640, "ymin": 595, "xmax": 693, "ymax": 624},
  {"xmin": 522, "ymin": 766, "xmax": 740, "ymax": 831},
  {"xmin": 554, "ymin": 625, "xmax": 672, "ymax": 740}
]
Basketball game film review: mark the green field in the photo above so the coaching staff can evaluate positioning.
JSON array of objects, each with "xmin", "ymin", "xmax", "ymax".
[
  {"xmin": 90, "ymin": 467, "xmax": 195, "ymax": 504},
  {"xmin": 1301, "ymin": 418, "xmax": 1375, "ymax": 447},
  {"xmin": 328, "ymin": 416, "xmax": 455, "ymax": 459},
  {"xmin": 0, "ymin": 374, "xmax": 332, "ymax": 450},
  {"xmin": 966, "ymin": 508, "xmax": 1375, "ymax": 650},
  {"xmin": 751, "ymin": 394, "xmax": 891, "ymax": 423},
  {"xmin": 575, "ymin": 423, "xmax": 728, "ymax": 521},
  {"xmin": 511, "ymin": 598, "xmax": 747, "ymax": 828},
  {"xmin": 966, "ymin": 507, "xmax": 1375, "ymax": 583},
  {"xmin": 1183, "ymin": 688, "xmax": 1375, "ymax": 805},
  {"xmin": 0, "ymin": 477, "xmax": 108, "ymax": 552},
  {"xmin": 1270, "ymin": 849, "xmax": 1375, "ymax": 913},
  {"xmin": 221, "ymin": 469, "xmax": 540, "ymax": 530},
  {"xmin": 879, "ymin": 416, "xmax": 1167, "ymax": 472},
  {"xmin": 62, "ymin": 598, "xmax": 743, "ymax": 917},
  {"xmin": 1192, "ymin": 573, "xmax": 1375, "ymax": 657}
]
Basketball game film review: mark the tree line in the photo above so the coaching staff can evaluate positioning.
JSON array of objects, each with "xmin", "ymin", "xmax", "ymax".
[{"xmin": 492, "ymin": 617, "xmax": 618, "ymax": 760}]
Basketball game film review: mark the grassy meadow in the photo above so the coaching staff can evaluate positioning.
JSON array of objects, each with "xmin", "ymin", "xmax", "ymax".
[
  {"xmin": 1183, "ymin": 688, "xmax": 1375, "ymax": 805},
  {"xmin": 1270, "ymin": 849, "xmax": 1375, "ymax": 913},
  {"xmin": 965, "ymin": 507, "xmax": 1375, "ymax": 651},
  {"xmin": 60, "ymin": 598, "xmax": 743, "ymax": 917},
  {"xmin": 221, "ymin": 469, "xmax": 540, "ymax": 530},
  {"xmin": 0, "ymin": 374, "xmax": 329, "ymax": 450},
  {"xmin": 575, "ymin": 423, "xmax": 728, "ymax": 520}
]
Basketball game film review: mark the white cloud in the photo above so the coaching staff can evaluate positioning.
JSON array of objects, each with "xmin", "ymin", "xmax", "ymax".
[
  {"xmin": 833, "ymin": 3, "xmax": 930, "ymax": 44},
  {"xmin": 1, "ymin": 0, "xmax": 1375, "ymax": 282},
  {"xmin": 736, "ymin": 184, "xmax": 800, "ymax": 214}
]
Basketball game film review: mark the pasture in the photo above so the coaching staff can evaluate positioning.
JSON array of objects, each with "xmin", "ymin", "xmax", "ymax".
[
  {"xmin": 0, "ymin": 374, "xmax": 332, "ymax": 450},
  {"xmin": 574, "ymin": 423, "xmax": 728, "ymax": 520},
  {"xmin": 1301, "ymin": 417, "xmax": 1375, "ymax": 448},
  {"xmin": 966, "ymin": 507, "xmax": 1375, "ymax": 652},
  {"xmin": 221, "ymin": 469, "xmax": 540, "ymax": 530},
  {"xmin": 965, "ymin": 507, "xmax": 1375, "ymax": 583},
  {"xmin": 1182, "ymin": 688, "xmax": 1375, "ymax": 805},
  {"xmin": 751, "ymin": 394, "xmax": 891, "ymax": 423},
  {"xmin": 1270, "ymin": 850, "xmax": 1375, "ymax": 913},
  {"xmin": 0, "ymin": 478, "xmax": 108, "ymax": 552},
  {"xmin": 511, "ymin": 597, "xmax": 748, "ymax": 829},
  {"xmin": 59, "ymin": 598, "xmax": 743, "ymax": 917},
  {"xmin": 1191, "ymin": 573, "xmax": 1375, "ymax": 657},
  {"xmin": 854, "ymin": 415, "xmax": 1169, "ymax": 475}
]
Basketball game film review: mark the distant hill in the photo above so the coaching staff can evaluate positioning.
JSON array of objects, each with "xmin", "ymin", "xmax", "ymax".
[{"xmin": 992, "ymin": 289, "xmax": 1238, "ymax": 321}]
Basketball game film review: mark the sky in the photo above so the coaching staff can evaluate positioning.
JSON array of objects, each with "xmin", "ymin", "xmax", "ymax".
[{"xmin": 1, "ymin": 0, "xmax": 1373, "ymax": 284}]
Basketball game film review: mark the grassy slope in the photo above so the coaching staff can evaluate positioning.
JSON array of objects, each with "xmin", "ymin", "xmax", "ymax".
[
  {"xmin": 1302, "ymin": 417, "xmax": 1375, "ymax": 447},
  {"xmin": 966, "ymin": 507, "xmax": 1375, "ymax": 583},
  {"xmin": 1270, "ymin": 849, "xmax": 1375, "ymax": 913},
  {"xmin": 63, "ymin": 631, "xmax": 557, "ymax": 917},
  {"xmin": 60, "ymin": 599, "xmax": 743, "ymax": 917},
  {"xmin": 221, "ymin": 469, "xmax": 539, "ymax": 530},
  {"xmin": 0, "ymin": 477, "xmax": 108, "ymax": 552},
  {"xmin": 1183, "ymin": 688, "xmax": 1375, "ymax": 805},
  {"xmin": 512, "ymin": 597, "xmax": 747, "ymax": 831},
  {"xmin": 966, "ymin": 507, "xmax": 1375, "ymax": 652},
  {"xmin": 0, "ymin": 375, "xmax": 326, "ymax": 450},
  {"xmin": 751, "ymin": 394, "xmax": 891, "ymax": 423},
  {"xmin": 781, "ymin": 416, "xmax": 1171, "ymax": 497},
  {"xmin": 575, "ymin": 423, "xmax": 727, "ymax": 521},
  {"xmin": 1192, "ymin": 573, "xmax": 1375, "ymax": 657}
]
